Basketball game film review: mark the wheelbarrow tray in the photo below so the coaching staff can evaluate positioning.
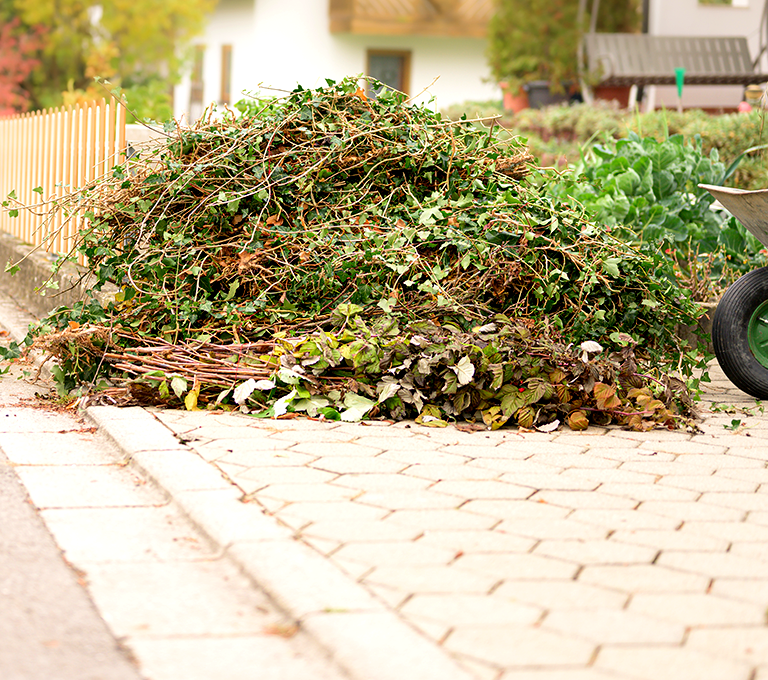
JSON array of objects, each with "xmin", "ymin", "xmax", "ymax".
[{"xmin": 699, "ymin": 183, "xmax": 768, "ymax": 248}]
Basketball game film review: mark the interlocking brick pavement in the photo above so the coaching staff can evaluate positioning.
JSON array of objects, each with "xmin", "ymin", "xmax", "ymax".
[{"xmin": 146, "ymin": 361, "xmax": 768, "ymax": 680}]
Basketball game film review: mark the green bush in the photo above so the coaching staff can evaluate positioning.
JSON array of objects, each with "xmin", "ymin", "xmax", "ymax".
[{"xmin": 552, "ymin": 132, "xmax": 768, "ymax": 300}]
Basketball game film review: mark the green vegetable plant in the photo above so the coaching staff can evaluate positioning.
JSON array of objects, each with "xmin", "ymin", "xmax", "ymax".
[{"xmin": 554, "ymin": 132, "xmax": 768, "ymax": 300}]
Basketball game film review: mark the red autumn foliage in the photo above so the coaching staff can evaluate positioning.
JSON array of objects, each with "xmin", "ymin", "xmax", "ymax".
[{"xmin": 0, "ymin": 18, "xmax": 47, "ymax": 116}]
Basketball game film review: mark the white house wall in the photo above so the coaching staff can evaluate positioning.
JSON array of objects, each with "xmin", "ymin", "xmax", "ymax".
[
  {"xmin": 174, "ymin": 0, "xmax": 498, "ymax": 121},
  {"xmin": 647, "ymin": 0, "xmax": 767, "ymax": 110}
]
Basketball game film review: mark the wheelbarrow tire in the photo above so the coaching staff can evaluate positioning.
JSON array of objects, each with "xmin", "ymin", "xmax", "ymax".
[{"xmin": 712, "ymin": 266, "xmax": 768, "ymax": 399}]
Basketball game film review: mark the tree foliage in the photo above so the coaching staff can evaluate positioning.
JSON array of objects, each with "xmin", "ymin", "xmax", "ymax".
[
  {"xmin": 5, "ymin": 0, "xmax": 217, "ymax": 115},
  {"xmin": 0, "ymin": 17, "xmax": 46, "ymax": 115},
  {"xmin": 487, "ymin": 0, "xmax": 642, "ymax": 92}
]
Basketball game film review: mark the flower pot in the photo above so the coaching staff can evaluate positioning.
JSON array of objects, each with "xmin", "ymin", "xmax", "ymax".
[
  {"xmin": 594, "ymin": 85, "xmax": 632, "ymax": 108},
  {"xmin": 523, "ymin": 80, "xmax": 569, "ymax": 109},
  {"xmin": 499, "ymin": 83, "xmax": 529, "ymax": 113}
]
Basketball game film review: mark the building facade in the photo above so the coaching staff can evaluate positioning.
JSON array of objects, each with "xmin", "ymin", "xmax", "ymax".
[{"xmin": 174, "ymin": 0, "xmax": 498, "ymax": 121}]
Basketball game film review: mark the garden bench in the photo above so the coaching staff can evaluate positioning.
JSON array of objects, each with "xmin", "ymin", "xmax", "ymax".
[{"xmin": 581, "ymin": 33, "xmax": 766, "ymax": 107}]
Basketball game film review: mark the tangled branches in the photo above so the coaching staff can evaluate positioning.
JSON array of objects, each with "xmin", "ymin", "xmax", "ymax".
[{"xmin": 23, "ymin": 78, "xmax": 705, "ymax": 429}]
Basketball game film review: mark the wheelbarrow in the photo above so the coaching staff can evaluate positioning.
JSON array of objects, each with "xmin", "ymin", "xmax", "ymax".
[{"xmin": 699, "ymin": 184, "xmax": 768, "ymax": 398}]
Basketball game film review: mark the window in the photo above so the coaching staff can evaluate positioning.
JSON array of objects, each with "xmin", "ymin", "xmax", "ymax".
[
  {"xmin": 190, "ymin": 45, "xmax": 205, "ymax": 120},
  {"xmin": 220, "ymin": 45, "xmax": 232, "ymax": 105},
  {"xmin": 699, "ymin": 0, "xmax": 748, "ymax": 6},
  {"xmin": 366, "ymin": 50, "xmax": 411, "ymax": 98}
]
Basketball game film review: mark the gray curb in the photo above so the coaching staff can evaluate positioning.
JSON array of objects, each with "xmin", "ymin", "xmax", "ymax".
[{"xmin": 86, "ymin": 405, "xmax": 475, "ymax": 680}]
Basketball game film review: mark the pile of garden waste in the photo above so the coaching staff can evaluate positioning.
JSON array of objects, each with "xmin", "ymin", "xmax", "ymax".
[{"xmin": 18, "ymin": 78, "xmax": 705, "ymax": 431}]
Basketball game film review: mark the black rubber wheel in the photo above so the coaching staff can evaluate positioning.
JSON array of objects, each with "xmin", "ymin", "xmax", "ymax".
[{"xmin": 712, "ymin": 266, "xmax": 768, "ymax": 399}]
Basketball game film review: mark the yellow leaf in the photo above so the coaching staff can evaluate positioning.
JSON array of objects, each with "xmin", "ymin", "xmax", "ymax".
[
  {"xmin": 593, "ymin": 382, "xmax": 622, "ymax": 410},
  {"xmin": 184, "ymin": 383, "xmax": 200, "ymax": 411},
  {"xmin": 567, "ymin": 410, "xmax": 589, "ymax": 431}
]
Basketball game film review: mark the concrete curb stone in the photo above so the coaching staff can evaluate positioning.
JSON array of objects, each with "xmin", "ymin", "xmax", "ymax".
[{"xmin": 85, "ymin": 404, "xmax": 475, "ymax": 680}]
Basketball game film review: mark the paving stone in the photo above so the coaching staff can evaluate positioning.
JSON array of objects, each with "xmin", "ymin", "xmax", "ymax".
[
  {"xmin": 637, "ymin": 441, "xmax": 727, "ymax": 456},
  {"xmin": 132, "ymin": 449, "xmax": 234, "ymax": 496},
  {"xmin": 687, "ymin": 627, "xmax": 768, "ymax": 665},
  {"xmin": 496, "ymin": 518, "xmax": 609, "ymax": 541},
  {"xmin": 0, "ymin": 431, "xmax": 122, "ymax": 465},
  {"xmin": 636, "ymin": 501, "xmax": 743, "ymax": 522},
  {"xmin": 596, "ymin": 482, "xmax": 699, "ymax": 502},
  {"xmin": 430, "ymin": 480, "xmax": 535, "ymax": 500},
  {"xmin": 561, "ymin": 467, "xmax": 661, "ymax": 484},
  {"xmin": 455, "ymin": 553, "xmax": 580, "ymax": 580},
  {"xmin": 402, "ymin": 593, "xmax": 542, "ymax": 626},
  {"xmin": 467, "ymin": 458, "xmax": 565, "ymax": 474},
  {"xmin": 267, "ymin": 429, "xmax": 360, "ymax": 443},
  {"xmin": 39, "ymin": 506, "xmax": 217, "ymax": 563},
  {"xmin": 676, "ymin": 453, "xmax": 766, "ymax": 469},
  {"xmin": 384, "ymin": 509, "xmax": 499, "ymax": 531},
  {"xmin": 628, "ymin": 592, "xmax": 767, "ymax": 626},
  {"xmin": 445, "ymin": 626, "xmax": 595, "ymax": 668},
  {"xmin": 527, "ymin": 453, "xmax": 619, "ymax": 469},
  {"xmin": 609, "ymin": 529, "xmax": 729, "ymax": 552},
  {"xmin": 715, "ymin": 468, "xmax": 768, "ymax": 484},
  {"xmin": 379, "ymin": 449, "xmax": 473, "ymax": 465},
  {"xmin": 174, "ymin": 488, "xmax": 296, "ymax": 545},
  {"xmin": 292, "ymin": 442, "xmax": 384, "ymax": 457},
  {"xmin": 228, "ymin": 539, "xmax": 382, "ymax": 618},
  {"xmin": 88, "ymin": 408, "xmax": 185, "ymax": 452},
  {"xmin": 301, "ymin": 611, "xmax": 475, "ymax": 680},
  {"xmin": 568, "ymin": 508, "xmax": 681, "ymax": 531},
  {"xmin": 300, "ymin": 518, "xmax": 423, "ymax": 542},
  {"xmin": 81, "ymin": 560, "xmax": 278, "ymax": 637},
  {"xmin": 619, "ymin": 461, "xmax": 718, "ymax": 476},
  {"xmin": 532, "ymin": 539, "xmax": 658, "ymax": 565},
  {"xmin": 710, "ymin": 578, "xmax": 768, "ymax": 604},
  {"xmin": 457, "ymin": 658, "xmax": 503, "ymax": 680},
  {"xmin": 302, "ymin": 535, "xmax": 342, "ymax": 556},
  {"xmin": 226, "ymin": 465, "xmax": 338, "ymax": 491},
  {"xmin": 498, "ymin": 669, "xmax": 623, "ymax": 680},
  {"xmin": 364, "ymin": 565, "xmax": 499, "ymax": 594},
  {"xmin": 418, "ymin": 530, "xmax": 536, "ymax": 554},
  {"xmin": 14, "ymin": 465, "xmax": 163, "ymax": 508},
  {"xmin": 550, "ymin": 434, "xmax": 614, "ymax": 447},
  {"xmin": 658, "ymin": 550, "xmax": 768, "ymax": 578},
  {"xmin": 365, "ymin": 583, "xmax": 411, "ymax": 610},
  {"xmin": 699, "ymin": 492, "xmax": 768, "ymax": 511},
  {"xmin": 275, "ymin": 500, "xmax": 389, "ymax": 523},
  {"xmin": 129, "ymin": 635, "xmax": 343, "ymax": 680},
  {"xmin": 462, "ymin": 499, "xmax": 571, "ymax": 521},
  {"xmin": 331, "ymin": 473, "xmax": 433, "ymax": 492},
  {"xmin": 357, "ymin": 490, "xmax": 462, "ymax": 510},
  {"xmin": 214, "ymin": 449, "xmax": 317, "ymax": 468},
  {"xmin": 257, "ymin": 482, "xmax": 360, "ymax": 503},
  {"xmin": 310, "ymin": 455, "xmax": 408, "ymax": 474},
  {"xmin": 206, "ymin": 441, "xmax": 298, "ymax": 461},
  {"xmin": 529, "ymin": 490, "xmax": 638, "ymax": 510},
  {"xmin": 678, "ymin": 520, "xmax": 768, "ymax": 543},
  {"xmin": 494, "ymin": 579, "xmax": 628, "ymax": 610},
  {"xmin": 728, "ymin": 541, "xmax": 768, "ymax": 561},
  {"xmin": 747, "ymin": 511, "xmax": 768, "ymax": 526},
  {"xmin": 437, "ymin": 445, "xmax": 527, "ymax": 459},
  {"xmin": 595, "ymin": 645, "xmax": 751, "ymax": 680},
  {"xmin": 657, "ymin": 475, "xmax": 759, "ymax": 493},
  {"xmin": 402, "ymin": 464, "xmax": 499, "ymax": 481},
  {"xmin": 497, "ymin": 472, "xmax": 599, "ymax": 491},
  {"xmin": 332, "ymin": 541, "xmax": 457, "ymax": 567},
  {"xmin": 604, "ymin": 429, "xmax": 694, "ymax": 443},
  {"xmin": 578, "ymin": 564, "xmax": 710, "ymax": 593},
  {"xmin": 543, "ymin": 608, "xmax": 684, "ymax": 644},
  {"xmin": 0, "ymin": 407, "xmax": 88, "ymax": 433}
]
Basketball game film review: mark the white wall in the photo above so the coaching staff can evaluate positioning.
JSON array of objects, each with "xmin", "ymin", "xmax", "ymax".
[
  {"xmin": 174, "ymin": 0, "xmax": 498, "ymax": 120},
  {"xmin": 647, "ymin": 0, "xmax": 767, "ymax": 110}
]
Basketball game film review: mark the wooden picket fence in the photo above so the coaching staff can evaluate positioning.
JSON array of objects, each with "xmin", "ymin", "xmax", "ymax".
[{"xmin": 0, "ymin": 98, "xmax": 126, "ymax": 262}]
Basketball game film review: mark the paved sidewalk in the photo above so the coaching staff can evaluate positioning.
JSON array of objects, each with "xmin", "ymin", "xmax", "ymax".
[
  {"xmin": 4, "ymin": 287, "xmax": 768, "ymax": 680},
  {"xmin": 86, "ymin": 361, "xmax": 768, "ymax": 680}
]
